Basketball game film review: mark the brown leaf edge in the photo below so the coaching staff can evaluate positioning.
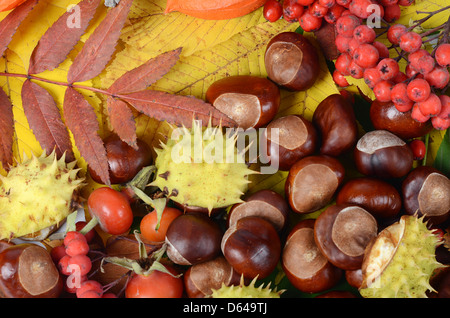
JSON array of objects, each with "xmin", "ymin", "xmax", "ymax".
[
  {"xmin": 107, "ymin": 96, "xmax": 137, "ymax": 148},
  {"xmin": 0, "ymin": 87, "xmax": 14, "ymax": 170},
  {"xmin": 63, "ymin": 87, "xmax": 110, "ymax": 185},
  {"xmin": 21, "ymin": 79, "xmax": 75, "ymax": 161}
]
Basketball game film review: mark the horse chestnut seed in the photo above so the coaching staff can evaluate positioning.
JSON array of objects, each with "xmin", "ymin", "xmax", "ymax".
[
  {"xmin": 265, "ymin": 32, "xmax": 320, "ymax": 91},
  {"xmin": 165, "ymin": 213, "xmax": 223, "ymax": 266}
]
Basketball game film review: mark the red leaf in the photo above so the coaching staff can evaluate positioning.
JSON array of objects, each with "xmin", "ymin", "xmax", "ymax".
[
  {"xmin": 0, "ymin": 87, "xmax": 14, "ymax": 170},
  {"xmin": 119, "ymin": 90, "xmax": 238, "ymax": 128},
  {"xmin": 108, "ymin": 47, "xmax": 182, "ymax": 94},
  {"xmin": 21, "ymin": 80, "xmax": 75, "ymax": 161},
  {"xmin": 107, "ymin": 96, "xmax": 137, "ymax": 148},
  {"xmin": 28, "ymin": 0, "xmax": 102, "ymax": 74},
  {"xmin": 67, "ymin": 0, "xmax": 133, "ymax": 83},
  {"xmin": 0, "ymin": 0, "xmax": 39, "ymax": 58},
  {"xmin": 63, "ymin": 87, "xmax": 110, "ymax": 185}
]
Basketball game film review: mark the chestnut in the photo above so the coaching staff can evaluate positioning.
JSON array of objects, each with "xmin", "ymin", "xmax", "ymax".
[
  {"xmin": 345, "ymin": 268, "xmax": 363, "ymax": 289},
  {"xmin": 336, "ymin": 177, "xmax": 402, "ymax": 219},
  {"xmin": 282, "ymin": 219, "xmax": 342, "ymax": 294},
  {"xmin": 262, "ymin": 115, "xmax": 318, "ymax": 171},
  {"xmin": 402, "ymin": 166, "xmax": 450, "ymax": 225},
  {"xmin": 221, "ymin": 216, "xmax": 281, "ymax": 280},
  {"xmin": 370, "ymin": 99, "xmax": 433, "ymax": 140},
  {"xmin": 205, "ymin": 75, "xmax": 280, "ymax": 129},
  {"xmin": 183, "ymin": 256, "xmax": 242, "ymax": 298},
  {"xmin": 285, "ymin": 155, "xmax": 345, "ymax": 214},
  {"xmin": 312, "ymin": 94, "xmax": 358, "ymax": 157},
  {"xmin": 0, "ymin": 244, "xmax": 63, "ymax": 298},
  {"xmin": 89, "ymin": 134, "xmax": 152, "ymax": 184},
  {"xmin": 165, "ymin": 213, "xmax": 223, "ymax": 266},
  {"xmin": 264, "ymin": 32, "xmax": 320, "ymax": 91},
  {"xmin": 354, "ymin": 130, "xmax": 413, "ymax": 179},
  {"xmin": 228, "ymin": 189, "xmax": 290, "ymax": 232},
  {"xmin": 314, "ymin": 204, "xmax": 378, "ymax": 270},
  {"xmin": 315, "ymin": 291, "xmax": 358, "ymax": 298}
]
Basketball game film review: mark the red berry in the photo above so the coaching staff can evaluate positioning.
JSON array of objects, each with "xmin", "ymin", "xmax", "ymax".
[
  {"xmin": 64, "ymin": 231, "xmax": 86, "ymax": 247},
  {"xmin": 383, "ymin": 4, "xmax": 401, "ymax": 22},
  {"xmin": 349, "ymin": 0, "xmax": 378, "ymax": 19},
  {"xmin": 75, "ymin": 221, "xmax": 96, "ymax": 243},
  {"xmin": 65, "ymin": 274, "xmax": 87, "ymax": 293},
  {"xmin": 363, "ymin": 67, "xmax": 382, "ymax": 88},
  {"xmin": 336, "ymin": 14, "xmax": 360, "ymax": 37},
  {"xmin": 58, "ymin": 255, "xmax": 72, "ymax": 276},
  {"xmin": 435, "ymin": 43, "xmax": 450, "ymax": 67},
  {"xmin": 405, "ymin": 64, "xmax": 420, "ymax": 78},
  {"xmin": 424, "ymin": 66, "xmax": 450, "ymax": 89},
  {"xmin": 409, "ymin": 139, "xmax": 426, "ymax": 160},
  {"xmin": 67, "ymin": 254, "xmax": 92, "ymax": 276},
  {"xmin": 102, "ymin": 293, "xmax": 118, "ymax": 298},
  {"xmin": 372, "ymin": 41, "xmax": 389, "ymax": 59},
  {"xmin": 387, "ymin": 24, "xmax": 407, "ymax": 45},
  {"xmin": 373, "ymin": 80, "xmax": 393, "ymax": 102},
  {"xmin": 324, "ymin": 3, "xmax": 346, "ymax": 23},
  {"xmin": 411, "ymin": 103, "xmax": 430, "ymax": 123},
  {"xmin": 264, "ymin": 0, "xmax": 283, "ymax": 22},
  {"xmin": 333, "ymin": 69, "xmax": 349, "ymax": 87},
  {"xmin": 65, "ymin": 237, "xmax": 90, "ymax": 257},
  {"xmin": 298, "ymin": 0, "xmax": 315, "ymax": 5},
  {"xmin": 336, "ymin": 0, "xmax": 351, "ymax": 7},
  {"xmin": 349, "ymin": 59, "xmax": 364, "ymax": 78},
  {"xmin": 50, "ymin": 245, "xmax": 67, "ymax": 264},
  {"xmin": 379, "ymin": 0, "xmax": 397, "ymax": 6},
  {"xmin": 335, "ymin": 34, "xmax": 352, "ymax": 53},
  {"xmin": 391, "ymin": 82, "xmax": 413, "ymax": 111},
  {"xmin": 392, "ymin": 71, "xmax": 408, "ymax": 83},
  {"xmin": 438, "ymin": 95, "xmax": 450, "ymax": 119},
  {"xmin": 335, "ymin": 52, "xmax": 352, "ymax": 75},
  {"xmin": 283, "ymin": 0, "xmax": 304, "ymax": 21},
  {"xmin": 319, "ymin": 0, "xmax": 336, "ymax": 8},
  {"xmin": 407, "ymin": 78, "xmax": 431, "ymax": 102},
  {"xmin": 76, "ymin": 280, "xmax": 103, "ymax": 298},
  {"xmin": 353, "ymin": 43, "xmax": 379, "ymax": 68},
  {"xmin": 376, "ymin": 58, "xmax": 399, "ymax": 80},
  {"xmin": 299, "ymin": 11, "xmax": 323, "ymax": 31},
  {"xmin": 431, "ymin": 116, "xmax": 450, "ymax": 130},
  {"xmin": 408, "ymin": 49, "xmax": 432, "ymax": 74},
  {"xmin": 309, "ymin": 0, "xmax": 328, "ymax": 17},
  {"xmin": 353, "ymin": 24, "xmax": 376, "ymax": 44},
  {"xmin": 398, "ymin": 0, "xmax": 413, "ymax": 5},
  {"xmin": 399, "ymin": 32, "xmax": 422, "ymax": 53},
  {"xmin": 416, "ymin": 93, "xmax": 442, "ymax": 117},
  {"xmin": 347, "ymin": 37, "xmax": 361, "ymax": 55}
]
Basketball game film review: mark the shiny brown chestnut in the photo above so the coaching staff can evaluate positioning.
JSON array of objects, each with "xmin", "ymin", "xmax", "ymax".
[
  {"xmin": 402, "ymin": 166, "xmax": 450, "ymax": 225},
  {"xmin": 314, "ymin": 204, "xmax": 378, "ymax": 270},
  {"xmin": 0, "ymin": 244, "xmax": 63, "ymax": 298},
  {"xmin": 89, "ymin": 134, "xmax": 152, "ymax": 184},
  {"xmin": 264, "ymin": 32, "xmax": 320, "ymax": 91},
  {"xmin": 262, "ymin": 115, "xmax": 318, "ymax": 171},
  {"xmin": 205, "ymin": 75, "xmax": 280, "ymax": 129},
  {"xmin": 221, "ymin": 216, "xmax": 281, "ymax": 280},
  {"xmin": 282, "ymin": 219, "xmax": 342, "ymax": 294},
  {"xmin": 312, "ymin": 94, "xmax": 358, "ymax": 157},
  {"xmin": 345, "ymin": 268, "xmax": 363, "ymax": 289},
  {"xmin": 370, "ymin": 99, "xmax": 433, "ymax": 140},
  {"xmin": 285, "ymin": 155, "xmax": 345, "ymax": 214},
  {"xmin": 183, "ymin": 256, "xmax": 242, "ymax": 298},
  {"xmin": 354, "ymin": 130, "xmax": 413, "ymax": 179},
  {"xmin": 336, "ymin": 177, "xmax": 402, "ymax": 219},
  {"xmin": 165, "ymin": 213, "xmax": 223, "ymax": 266},
  {"xmin": 228, "ymin": 189, "xmax": 290, "ymax": 232}
]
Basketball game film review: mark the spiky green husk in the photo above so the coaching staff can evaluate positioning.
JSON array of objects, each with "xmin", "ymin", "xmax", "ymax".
[
  {"xmin": 151, "ymin": 121, "xmax": 255, "ymax": 212},
  {"xmin": 0, "ymin": 151, "xmax": 84, "ymax": 240},
  {"xmin": 211, "ymin": 276, "xmax": 283, "ymax": 298},
  {"xmin": 360, "ymin": 215, "xmax": 444, "ymax": 298}
]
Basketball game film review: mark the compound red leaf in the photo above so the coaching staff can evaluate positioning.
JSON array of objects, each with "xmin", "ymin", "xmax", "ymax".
[
  {"xmin": 0, "ymin": 0, "xmax": 39, "ymax": 58},
  {"xmin": 108, "ymin": 47, "xmax": 182, "ymax": 94},
  {"xmin": 67, "ymin": 0, "xmax": 133, "ymax": 83},
  {"xmin": 0, "ymin": 87, "xmax": 14, "ymax": 170},
  {"xmin": 119, "ymin": 90, "xmax": 238, "ymax": 128},
  {"xmin": 28, "ymin": 0, "xmax": 102, "ymax": 74},
  {"xmin": 63, "ymin": 87, "xmax": 110, "ymax": 185},
  {"xmin": 21, "ymin": 80, "xmax": 75, "ymax": 161},
  {"xmin": 107, "ymin": 96, "xmax": 137, "ymax": 148}
]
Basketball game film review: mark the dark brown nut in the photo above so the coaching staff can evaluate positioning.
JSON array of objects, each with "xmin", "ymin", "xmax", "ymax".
[
  {"xmin": 228, "ymin": 189, "xmax": 290, "ymax": 232},
  {"xmin": 345, "ymin": 268, "xmax": 363, "ymax": 289},
  {"xmin": 205, "ymin": 75, "xmax": 280, "ymax": 129},
  {"xmin": 262, "ymin": 115, "xmax": 318, "ymax": 171},
  {"xmin": 402, "ymin": 166, "xmax": 450, "ymax": 225},
  {"xmin": 315, "ymin": 290, "xmax": 358, "ymax": 298},
  {"xmin": 183, "ymin": 256, "xmax": 242, "ymax": 298},
  {"xmin": 336, "ymin": 177, "xmax": 402, "ymax": 219},
  {"xmin": 354, "ymin": 130, "xmax": 413, "ymax": 179},
  {"xmin": 285, "ymin": 155, "xmax": 345, "ymax": 214},
  {"xmin": 282, "ymin": 219, "xmax": 342, "ymax": 294},
  {"xmin": 264, "ymin": 32, "xmax": 320, "ymax": 91},
  {"xmin": 312, "ymin": 94, "xmax": 358, "ymax": 157},
  {"xmin": 370, "ymin": 100, "xmax": 433, "ymax": 140},
  {"xmin": 314, "ymin": 204, "xmax": 378, "ymax": 270},
  {"xmin": 221, "ymin": 216, "xmax": 281, "ymax": 280},
  {"xmin": 0, "ymin": 244, "xmax": 63, "ymax": 298}
]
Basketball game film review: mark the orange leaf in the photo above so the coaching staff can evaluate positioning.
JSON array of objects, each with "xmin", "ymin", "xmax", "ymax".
[
  {"xmin": 107, "ymin": 96, "xmax": 137, "ymax": 148},
  {"xmin": 0, "ymin": 87, "xmax": 14, "ymax": 169},
  {"xmin": 21, "ymin": 79, "xmax": 74, "ymax": 161},
  {"xmin": 63, "ymin": 87, "xmax": 110, "ymax": 185}
]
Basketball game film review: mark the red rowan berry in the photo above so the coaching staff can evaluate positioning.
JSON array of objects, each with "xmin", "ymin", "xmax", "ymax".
[
  {"xmin": 65, "ymin": 237, "xmax": 90, "ymax": 257},
  {"xmin": 333, "ymin": 69, "xmax": 349, "ymax": 87},
  {"xmin": 336, "ymin": 14, "xmax": 360, "ymax": 37},
  {"xmin": 264, "ymin": 0, "xmax": 283, "ymax": 22},
  {"xmin": 409, "ymin": 139, "xmax": 426, "ymax": 160},
  {"xmin": 416, "ymin": 93, "xmax": 442, "ymax": 117},
  {"xmin": 376, "ymin": 58, "xmax": 400, "ymax": 80},
  {"xmin": 383, "ymin": 4, "xmax": 401, "ymax": 22},
  {"xmin": 372, "ymin": 41, "xmax": 389, "ymax": 59},
  {"xmin": 431, "ymin": 116, "xmax": 450, "ymax": 130},
  {"xmin": 353, "ymin": 24, "xmax": 376, "ymax": 44},
  {"xmin": 335, "ymin": 52, "xmax": 353, "ymax": 75},
  {"xmin": 324, "ymin": 4, "xmax": 346, "ymax": 23},
  {"xmin": 363, "ymin": 67, "xmax": 382, "ymax": 88},
  {"xmin": 407, "ymin": 78, "xmax": 431, "ymax": 102},
  {"xmin": 373, "ymin": 80, "xmax": 393, "ymax": 102},
  {"xmin": 67, "ymin": 255, "xmax": 92, "ymax": 277},
  {"xmin": 435, "ymin": 43, "xmax": 450, "ymax": 67},
  {"xmin": 411, "ymin": 103, "xmax": 430, "ymax": 123},
  {"xmin": 299, "ymin": 11, "xmax": 323, "ymax": 31},
  {"xmin": 399, "ymin": 31, "xmax": 422, "ymax": 53},
  {"xmin": 424, "ymin": 66, "xmax": 450, "ymax": 89},
  {"xmin": 353, "ymin": 43, "xmax": 379, "ymax": 68},
  {"xmin": 387, "ymin": 24, "xmax": 407, "ymax": 45},
  {"xmin": 391, "ymin": 82, "xmax": 413, "ymax": 110},
  {"xmin": 438, "ymin": 95, "xmax": 450, "ymax": 119}
]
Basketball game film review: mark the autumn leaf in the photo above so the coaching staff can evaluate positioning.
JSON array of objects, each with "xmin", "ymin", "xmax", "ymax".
[
  {"xmin": 63, "ymin": 87, "xmax": 110, "ymax": 185},
  {"xmin": 106, "ymin": 96, "xmax": 137, "ymax": 147},
  {"xmin": 0, "ymin": 87, "xmax": 14, "ymax": 170},
  {"xmin": 21, "ymin": 79, "xmax": 74, "ymax": 161},
  {"xmin": 67, "ymin": 0, "xmax": 133, "ymax": 83}
]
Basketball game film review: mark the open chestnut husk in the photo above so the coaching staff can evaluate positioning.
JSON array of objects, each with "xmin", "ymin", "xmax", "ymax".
[
  {"xmin": 336, "ymin": 177, "xmax": 402, "ymax": 220},
  {"xmin": 354, "ymin": 130, "xmax": 413, "ymax": 179},
  {"xmin": 314, "ymin": 204, "xmax": 378, "ymax": 270},
  {"xmin": 228, "ymin": 189, "xmax": 290, "ymax": 232},
  {"xmin": 402, "ymin": 166, "xmax": 450, "ymax": 225},
  {"xmin": 221, "ymin": 216, "xmax": 281, "ymax": 280},
  {"xmin": 0, "ymin": 244, "xmax": 63, "ymax": 298},
  {"xmin": 205, "ymin": 75, "xmax": 280, "ymax": 129},
  {"xmin": 262, "ymin": 115, "xmax": 318, "ymax": 171},
  {"xmin": 282, "ymin": 219, "xmax": 342, "ymax": 294},
  {"xmin": 264, "ymin": 32, "xmax": 320, "ymax": 91},
  {"xmin": 312, "ymin": 94, "xmax": 358, "ymax": 157},
  {"xmin": 285, "ymin": 155, "xmax": 345, "ymax": 214}
]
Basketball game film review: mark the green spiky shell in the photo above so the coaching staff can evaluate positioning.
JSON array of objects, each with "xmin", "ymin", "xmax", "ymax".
[
  {"xmin": 211, "ymin": 277, "xmax": 283, "ymax": 298},
  {"xmin": 360, "ymin": 215, "xmax": 444, "ymax": 298},
  {"xmin": 0, "ymin": 151, "xmax": 84, "ymax": 240},
  {"xmin": 151, "ymin": 121, "xmax": 255, "ymax": 211}
]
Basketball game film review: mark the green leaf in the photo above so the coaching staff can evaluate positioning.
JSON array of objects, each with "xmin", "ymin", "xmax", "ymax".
[{"xmin": 433, "ymin": 129, "xmax": 450, "ymax": 177}]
